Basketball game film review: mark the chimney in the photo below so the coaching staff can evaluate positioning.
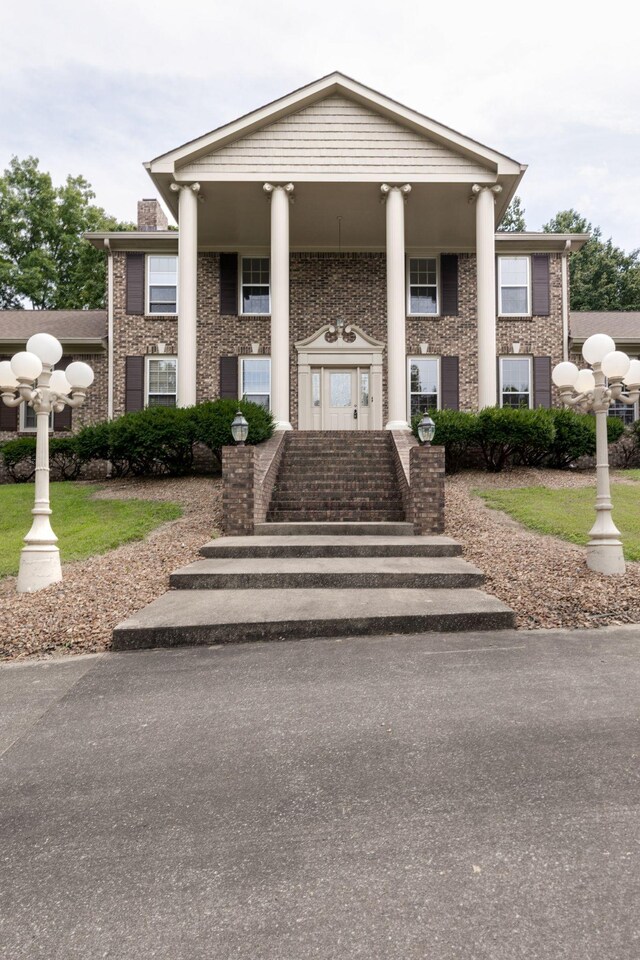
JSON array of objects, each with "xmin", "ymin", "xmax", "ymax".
[{"xmin": 137, "ymin": 199, "xmax": 168, "ymax": 232}]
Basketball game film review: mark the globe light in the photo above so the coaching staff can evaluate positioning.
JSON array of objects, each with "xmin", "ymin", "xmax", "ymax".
[
  {"xmin": 417, "ymin": 413, "xmax": 436, "ymax": 444},
  {"xmin": 582, "ymin": 333, "xmax": 616, "ymax": 366},
  {"xmin": 231, "ymin": 410, "xmax": 249, "ymax": 444},
  {"xmin": 65, "ymin": 361, "xmax": 94, "ymax": 390},
  {"xmin": 0, "ymin": 360, "xmax": 19, "ymax": 391},
  {"xmin": 623, "ymin": 359, "xmax": 640, "ymax": 388},
  {"xmin": 551, "ymin": 361, "xmax": 579, "ymax": 389},
  {"xmin": 601, "ymin": 350, "xmax": 631, "ymax": 380},
  {"xmin": 49, "ymin": 370, "xmax": 72, "ymax": 395},
  {"xmin": 574, "ymin": 369, "xmax": 596, "ymax": 394},
  {"xmin": 11, "ymin": 351, "xmax": 43, "ymax": 382},
  {"xmin": 26, "ymin": 333, "xmax": 63, "ymax": 366}
]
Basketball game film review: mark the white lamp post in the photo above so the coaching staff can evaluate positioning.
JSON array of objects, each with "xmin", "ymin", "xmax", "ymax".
[
  {"xmin": 552, "ymin": 334, "xmax": 640, "ymax": 575},
  {"xmin": 0, "ymin": 334, "xmax": 94, "ymax": 593}
]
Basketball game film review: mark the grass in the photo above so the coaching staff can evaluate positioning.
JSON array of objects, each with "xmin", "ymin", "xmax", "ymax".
[
  {"xmin": 476, "ymin": 483, "xmax": 640, "ymax": 561},
  {"xmin": 0, "ymin": 483, "xmax": 182, "ymax": 578}
]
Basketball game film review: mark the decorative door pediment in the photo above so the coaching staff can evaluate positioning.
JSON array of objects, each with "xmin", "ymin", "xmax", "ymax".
[{"xmin": 295, "ymin": 323, "xmax": 385, "ymax": 355}]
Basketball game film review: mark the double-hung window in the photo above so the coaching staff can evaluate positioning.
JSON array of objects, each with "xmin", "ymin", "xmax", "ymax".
[
  {"xmin": 240, "ymin": 357, "xmax": 270, "ymax": 410},
  {"xmin": 146, "ymin": 357, "xmax": 177, "ymax": 407},
  {"xmin": 408, "ymin": 357, "xmax": 439, "ymax": 416},
  {"xmin": 408, "ymin": 257, "xmax": 438, "ymax": 315},
  {"xmin": 498, "ymin": 256, "xmax": 530, "ymax": 316},
  {"xmin": 147, "ymin": 255, "xmax": 178, "ymax": 314},
  {"xmin": 500, "ymin": 357, "xmax": 531, "ymax": 408},
  {"xmin": 21, "ymin": 406, "xmax": 53, "ymax": 431},
  {"xmin": 241, "ymin": 257, "xmax": 270, "ymax": 315}
]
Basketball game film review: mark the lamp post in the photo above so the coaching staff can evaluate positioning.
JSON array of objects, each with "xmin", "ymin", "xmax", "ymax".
[
  {"xmin": 417, "ymin": 413, "xmax": 436, "ymax": 445},
  {"xmin": 231, "ymin": 410, "xmax": 249, "ymax": 446},
  {"xmin": 552, "ymin": 333, "xmax": 640, "ymax": 576},
  {"xmin": 0, "ymin": 333, "xmax": 94, "ymax": 593}
]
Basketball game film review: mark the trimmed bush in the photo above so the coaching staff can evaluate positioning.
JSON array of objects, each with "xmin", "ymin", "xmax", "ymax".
[
  {"xmin": 476, "ymin": 407, "xmax": 556, "ymax": 472},
  {"xmin": 49, "ymin": 437, "xmax": 86, "ymax": 480},
  {"xmin": 411, "ymin": 409, "xmax": 479, "ymax": 474},
  {"xmin": 1, "ymin": 436, "xmax": 88, "ymax": 481},
  {"xmin": 545, "ymin": 408, "xmax": 624, "ymax": 469},
  {"xmin": 107, "ymin": 406, "xmax": 197, "ymax": 476},
  {"xmin": 0, "ymin": 437, "xmax": 37, "ymax": 482},
  {"xmin": 192, "ymin": 399, "xmax": 275, "ymax": 464}
]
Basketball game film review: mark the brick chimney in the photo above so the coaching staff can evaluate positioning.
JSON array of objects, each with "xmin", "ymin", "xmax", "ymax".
[{"xmin": 137, "ymin": 199, "xmax": 168, "ymax": 231}]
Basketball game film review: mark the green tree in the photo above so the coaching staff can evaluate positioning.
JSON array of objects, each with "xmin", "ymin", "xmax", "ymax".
[
  {"xmin": 498, "ymin": 195, "xmax": 526, "ymax": 232},
  {"xmin": 543, "ymin": 208, "xmax": 640, "ymax": 311},
  {"xmin": 0, "ymin": 156, "xmax": 134, "ymax": 310}
]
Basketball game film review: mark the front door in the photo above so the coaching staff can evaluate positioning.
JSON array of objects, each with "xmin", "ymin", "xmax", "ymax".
[{"xmin": 320, "ymin": 367, "xmax": 370, "ymax": 430}]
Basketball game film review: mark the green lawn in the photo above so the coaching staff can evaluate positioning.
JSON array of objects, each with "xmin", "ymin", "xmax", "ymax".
[
  {"xmin": 0, "ymin": 483, "xmax": 182, "ymax": 578},
  {"xmin": 476, "ymin": 484, "xmax": 640, "ymax": 561}
]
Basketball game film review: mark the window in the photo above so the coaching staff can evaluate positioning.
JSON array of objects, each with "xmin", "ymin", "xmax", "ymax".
[
  {"xmin": 500, "ymin": 357, "xmax": 532, "ymax": 408},
  {"xmin": 609, "ymin": 400, "xmax": 638, "ymax": 425},
  {"xmin": 240, "ymin": 357, "xmax": 270, "ymax": 410},
  {"xmin": 241, "ymin": 257, "xmax": 270, "ymax": 315},
  {"xmin": 408, "ymin": 357, "xmax": 439, "ymax": 416},
  {"xmin": 147, "ymin": 255, "xmax": 177, "ymax": 314},
  {"xmin": 499, "ymin": 256, "xmax": 530, "ymax": 316},
  {"xmin": 146, "ymin": 357, "xmax": 177, "ymax": 407},
  {"xmin": 21, "ymin": 406, "xmax": 53, "ymax": 431},
  {"xmin": 408, "ymin": 257, "xmax": 438, "ymax": 315}
]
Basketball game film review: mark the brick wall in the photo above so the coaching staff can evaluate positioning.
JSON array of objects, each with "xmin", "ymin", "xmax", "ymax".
[{"xmin": 409, "ymin": 444, "xmax": 446, "ymax": 535}]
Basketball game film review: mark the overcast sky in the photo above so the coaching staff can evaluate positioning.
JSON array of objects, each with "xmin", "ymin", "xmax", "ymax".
[{"xmin": 2, "ymin": 0, "xmax": 638, "ymax": 249}]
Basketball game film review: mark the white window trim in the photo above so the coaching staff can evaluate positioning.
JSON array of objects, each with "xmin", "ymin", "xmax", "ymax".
[
  {"xmin": 407, "ymin": 355, "xmax": 441, "ymax": 420},
  {"xmin": 20, "ymin": 406, "xmax": 53, "ymax": 432},
  {"xmin": 145, "ymin": 355, "xmax": 178, "ymax": 408},
  {"xmin": 499, "ymin": 355, "xmax": 533, "ymax": 409},
  {"xmin": 498, "ymin": 256, "xmax": 531, "ymax": 317},
  {"xmin": 406, "ymin": 255, "xmax": 440, "ymax": 317},
  {"xmin": 239, "ymin": 256, "xmax": 271, "ymax": 317},
  {"xmin": 145, "ymin": 254, "xmax": 178, "ymax": 317},
  {"xmin": 239, "ymin": 356, "xmax": 271, "ymax": 410}
]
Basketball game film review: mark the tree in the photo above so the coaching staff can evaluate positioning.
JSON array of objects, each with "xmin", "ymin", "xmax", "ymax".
[
  {"xmin": 498, "ymin": 195, "xmax": 526, "ymax": 232},
  {"xmin": 0, "ymin": 156, "xmax": 134, "ymax": 310},
  {"xmin": 543, "ymin": 208, "xmax": 640, "ymax": 311}
]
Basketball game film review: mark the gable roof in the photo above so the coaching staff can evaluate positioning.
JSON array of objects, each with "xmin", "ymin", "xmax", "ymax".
[
  {"xmin": 0, "ymin": 310, "xmax": 107, "ymax": 345},
  {"xmin": 570, "ymin": 311, "xmax": 640, "ymax": 342}
]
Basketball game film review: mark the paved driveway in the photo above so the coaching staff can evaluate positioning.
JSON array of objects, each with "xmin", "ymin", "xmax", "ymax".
[{"xmin": 1, "ymin": 627, "xmax": 639, "ymax": 959}]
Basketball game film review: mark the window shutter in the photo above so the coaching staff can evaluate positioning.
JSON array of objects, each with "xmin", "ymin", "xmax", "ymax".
[
  {"xmin": 125, "ymin": 356, "xmax": 145, "ymax": 412},
  {"xmin": 440, "ymin": 356, "xmax": 460, "ymax": 410},
  {"xmin": 531, "ymin": 255, "xmax": 550, "ymax": 316},
  {"xmin": 440, "ymin": 255, "xmax": 459, "ymax": 316},
  {"xmin": 0, "ymin": 400, "xmax": 17, "ymax": 431},
  {"xmin": 534, "ymin": 356, "xmax": 552, "ymax": 408},
  {"xmin": 52, "ymin": 358, "xmax": 72, "ymax": 431},
  {"xmin": 219, "ymin": 356, "xmax": 238, "ymax": 399},
  {"xmin": 220, "ymin": 254, "xmax": 238, "ymax": 316},
  {"xmin": 126, "ymin": 253, "xmax": 145, "ymax": 316}
]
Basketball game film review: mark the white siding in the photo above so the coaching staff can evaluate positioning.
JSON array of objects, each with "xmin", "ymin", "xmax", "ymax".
[{"xmin": 178, "ymin": 95, "xmax": 489, "ymax": 178}]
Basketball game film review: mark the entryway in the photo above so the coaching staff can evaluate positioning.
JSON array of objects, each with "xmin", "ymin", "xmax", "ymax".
[{"xmin": 311, "ymin": 367, "xmax": 371, "ymax": 430}]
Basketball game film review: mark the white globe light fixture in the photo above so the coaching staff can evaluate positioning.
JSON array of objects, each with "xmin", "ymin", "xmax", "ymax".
[
  {"xmin": 552, "ymin": 334, "xmax": 640, "ymax": 576},
  {"xmin": 0, "ymin": 336, "xmax": 94, "ymax": 593}
]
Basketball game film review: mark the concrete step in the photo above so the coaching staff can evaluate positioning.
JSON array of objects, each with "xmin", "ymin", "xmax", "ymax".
[
  {"xmin": 170, "ymin": 556, "xmax": 484, "ymax": 591},
  {"xmin": 199, "ymin": 535, "xmax": 463, "ymax": 559},
  {"xmin": 112, "ymin": 587, "xmax": 516, "ymax": 650},
  {"xmin": 255, "ymin": 522, "xmax": 414, "ymax": 536}
]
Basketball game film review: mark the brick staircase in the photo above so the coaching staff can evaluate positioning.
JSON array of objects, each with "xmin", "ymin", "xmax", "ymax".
[{"xmin": 267, "ymin": 431, "xmax": 405, "ymax": 523}]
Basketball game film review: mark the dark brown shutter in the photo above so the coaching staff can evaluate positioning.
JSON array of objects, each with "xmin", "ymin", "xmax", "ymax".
[
  {"xmin": 440, "ymin": 255, "xmax": 459, "ymax": 316},
  {"xmin": 531, "ymin": 254, "xmax": 550, "ymax": 316},
  {"xmin": 0, "ymin": 400, "xmax": 17, "ymax": 431},
  {"xmin": 440, "ymin": 356, "xmax": 459, "ymax": 410},
  {"xmin": 219, "ymin": 356, "xmax": 238, "ymax": 399},
  {"xmin": 533, "ymin": 356, "xmax": 552, "ymax": 408},
  {"xmin": 126, "ymin": 253, "xmax": 145, "ymax": 316},
  {"xmin": 125, "ymin": 356, "xmax": 145, "ymax": 412},
  {"xmin": 53, "ymin": 359, "xmax": 72, "ymax": 431},
  {"xmin": 220, "ymin": 253, "xmax": 238, "ymax": 316},
  {"xmin": 497, "ymin": 356, "xmax": 501, "ymax": 405}
]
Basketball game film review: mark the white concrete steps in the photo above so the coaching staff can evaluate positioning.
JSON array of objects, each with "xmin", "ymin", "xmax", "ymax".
[
  {"xmin": 255, "ymin": 521, "xmax": 414, "ymax": 536},
  {"xmin": 198, "ymin": 535, "xmax": 463, "ymax": 559}
]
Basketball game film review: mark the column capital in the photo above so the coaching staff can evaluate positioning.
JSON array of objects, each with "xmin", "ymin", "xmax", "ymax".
[
  {"xmin": 380, "ymin": 183, "xmax": 412, "ymax": 202},
  {"xmin": 263, "ymin": 182, "xmax": 295, "ymax": 202},
  {"xmin": 170, "ymin": 181, "xmax": 201, "ymax": 194},
  {"xmin": 470, "ymin": 183, "xmax": 502, "ymax": 202}
]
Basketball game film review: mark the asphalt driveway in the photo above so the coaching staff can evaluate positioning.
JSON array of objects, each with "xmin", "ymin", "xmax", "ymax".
[{"xmin": 1, "ymin": 627, "xmax": 639, "ymax": 959}]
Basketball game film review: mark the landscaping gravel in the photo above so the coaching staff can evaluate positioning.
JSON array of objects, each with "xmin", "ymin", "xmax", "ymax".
[{"xmin": 2, "ymin": 468, "xmax": 639, "ymax": 661}]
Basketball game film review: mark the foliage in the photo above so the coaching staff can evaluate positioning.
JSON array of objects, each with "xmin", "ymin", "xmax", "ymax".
[
  {"xmin": 0, "ymin": 156, "xmax": 134, "ymax": 310},
  {"xmin": 545, "ymin": 408, "xmax": 623, "ymax": 469},
  {"xmin": 192, "ymin": 399, "xmax": 276, "ymax": 463},
  {"xmin": 0, "ymin": 482, "xmax": 182, "ymax": 578},
  {"xmin": 475, "ymin": 407, "xmax": 556, "ymax": 472},
  {"xmin": 1, "ymin": 434, "xmax": 91, "ymax": 481},
  {"xmin": 498, "ymin": 195, "xmax": 526, "ymax": 232},
  {"xmin": 543, "ymin": 208, "xmax": 640, "ymax": 311},
  {"xmin": 0, "ymin": 437, "xmax": 38, "ymax": 481},
  {"xmin": 476, "ymin": 483, "xmax": 640, "ymax": 562},
  {"xmin": 107, "ymin": 406, "xmax": 197, "ymax": 476},
  {"xmin": 411, "ymin": 409, "xmax": 479, "ymax": 473}
]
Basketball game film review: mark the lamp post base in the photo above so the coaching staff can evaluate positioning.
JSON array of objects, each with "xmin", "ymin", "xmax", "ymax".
[
  {"xmin": 586, "ymin": 540, "xmax": 626, "ymax": 576},
  {"xmin": 16, "ymin": 545, "xmax": 62, "ymax": 593}
]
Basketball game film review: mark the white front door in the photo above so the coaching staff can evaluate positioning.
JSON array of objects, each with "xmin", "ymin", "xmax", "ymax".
[{"xmin": 317, "ymin": 367, "xmax": 371, "ymax": 430}]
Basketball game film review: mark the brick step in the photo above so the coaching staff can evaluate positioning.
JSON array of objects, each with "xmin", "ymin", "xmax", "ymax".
[
  {"xmin": 268, "ymin": 513, "xmax": 406, "ymax": 523},
  {"xmin": 200, "ymin": 535, "xmax": 463, "ymax": 557},
  {"xmin": 269, "ymin": 496, "xmax": 403, "ymax": 508},
  {"xmin": 275, "ymin": 465, "xmax": 398, "ymax": 476},
  {"xmin": 272, "ymin": 485, "xmax": 401, "ymax": 496}
]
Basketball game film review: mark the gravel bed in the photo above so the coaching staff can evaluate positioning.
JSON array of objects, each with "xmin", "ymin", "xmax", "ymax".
[
  {"xmin": 446, "ymin": 468, "xmax": 640, "ymax": 630},
  {"xmin": 0, "ymin": 476, "xmax": 222, "ymax": 661}
]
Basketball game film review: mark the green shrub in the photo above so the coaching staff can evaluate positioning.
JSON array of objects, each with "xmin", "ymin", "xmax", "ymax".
[
  {"xmin": 476, "ymin": 407, "xmax": 556, "ymax": 472},
  {"xmin": 0, "ymin": 437, "xmax": 37, "ymax": 481},
  {"xmin": 544, "ymin": 408, "xmax": 623, "ymax": 469},
  {"xmin": 192, "ymin": 399, "xmax": 275, "ymax": 464},
  {"xmin": 107, "ymin": 406, "xmax": 197, "ymax": 476},
  {"xmin": 411, "ymin": 409, "xmax": 479, "ymax": 474},
  {"xmin": 49, "ymin": 437, "xmax": 87, "ymax": 480},
  {"xmin": 74, "ymin": 421, "xmax": 112, "ymax": 466}
]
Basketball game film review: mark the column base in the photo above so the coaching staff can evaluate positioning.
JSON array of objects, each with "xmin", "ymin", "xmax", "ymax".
[
  {"xmin": 274, "ymin": 421, "xmax": 293, "ymax": 431},
  {"xmin": 385, "ymin": 420, "xmax": 410, "ymax": 431},
  {"xmin": 16, "ymin": 545, "xmax": 62, "ymax": 593},
  {"xmin": 586, "ymin": 540, "xmax": 626, "ymax": 576}
]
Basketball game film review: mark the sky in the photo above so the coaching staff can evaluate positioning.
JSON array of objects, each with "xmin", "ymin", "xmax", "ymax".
[{"xmin": 2, "ymin": 0, "xmax": 639, "ymax": 249}]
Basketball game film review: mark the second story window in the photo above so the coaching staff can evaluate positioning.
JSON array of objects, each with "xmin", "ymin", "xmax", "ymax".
[
  {"xmin": 147, "ymin": 256, "xmax": 178, "ymax": 314},
  {"xmin": 498, "ymin": 256, "xmax": 530, "ymax": 316},
  {"xmin": 241, "ymin": 257, "xmax": 270, "ymax": 315},
  {"xmin": 408, "ymin": 257, "xmax": 438, "ymax": 315}
]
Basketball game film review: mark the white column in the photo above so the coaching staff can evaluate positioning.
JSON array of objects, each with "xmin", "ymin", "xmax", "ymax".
[
  {"xmin": 473, "ymin": 183, "xmax": 501, "ymax": 409},
  {"xmin": 264, "ymin": 182, "xmax": 294, "ymax": 430},
  {"xmin": 382, "ymin": 183, "xmax": 411, "ymax": 430},
  {"xmin": 171, "ymin": 182, "xmax": 200, "ymax": 407}
]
